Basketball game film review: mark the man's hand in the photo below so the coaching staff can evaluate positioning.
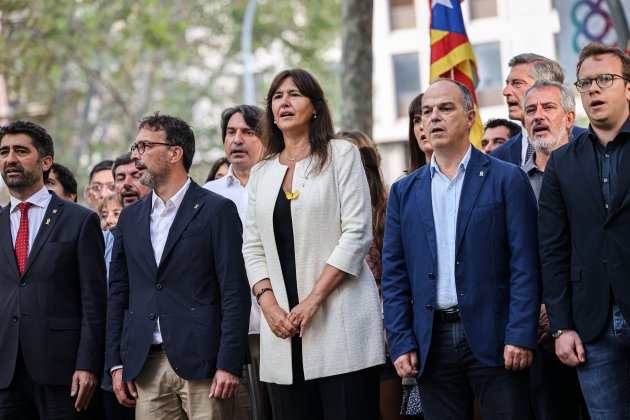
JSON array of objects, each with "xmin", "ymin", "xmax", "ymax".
[
  {"xmin": 504, "ymin": 345, "xmax": 533, "ymax": 370},
  {"xmin": 70, "ymin": 370, "xmax": 98, "ymax": 411},
  {"xmin": 555, "ymin": 330, "xmax": 586, "ymax": 367},
  {"xmin": 112, "ymin": 368, "xmax": 137, "ymax": 408},
  {"xmin": 209, "ymin": 369, "xmax": 240, "ymax": 399},
  {"xmin": 394, "ymin": 351, "xmax": 418, "ymax": 378}
]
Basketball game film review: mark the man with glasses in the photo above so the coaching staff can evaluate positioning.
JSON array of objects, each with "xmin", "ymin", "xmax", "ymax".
[
  {"xmin": 85, "ymin": 160, "xmax": 114, "ymax": 211},
  {"xmin": 539, "ymin": 42, "xmax": 630, "ymax": 418},
  {"xmin": 106, "ymin": 112, "xmax": 250, "ymax": 420}
]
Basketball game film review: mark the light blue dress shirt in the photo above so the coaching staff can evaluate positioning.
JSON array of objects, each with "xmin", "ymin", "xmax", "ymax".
[{"xmin": 430, "ymin": 145, "xmax": 472, "ymax": 309}]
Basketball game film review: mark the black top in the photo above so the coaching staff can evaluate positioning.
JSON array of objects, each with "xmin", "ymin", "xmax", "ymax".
[{"xmin": 272, "ymin": 187, "xmax": 304, "ymax": 383}]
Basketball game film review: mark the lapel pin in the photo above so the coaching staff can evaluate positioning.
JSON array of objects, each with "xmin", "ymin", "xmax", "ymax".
[
  {"xmin": 479, "ymin": 171, "xmax": 484, "ymax": 177},
  {"xmin": 52, "ymin": 209, "xmax": 58, "ymax": 214},
  {"xmin": 194, "ymin": 204, "xmax": 199, "ymax": 209},
  {"xmin": 45, "ymin": 218, "xmax": 51, "ymax": 225}
]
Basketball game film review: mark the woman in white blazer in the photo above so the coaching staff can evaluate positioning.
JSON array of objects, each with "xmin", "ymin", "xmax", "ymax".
[{"xmin": 242, "ymin": 69, "xmax": 384, "ymax": 419}]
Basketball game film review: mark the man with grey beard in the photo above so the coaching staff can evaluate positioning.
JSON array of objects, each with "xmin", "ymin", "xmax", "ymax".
[
  {"xmin": 521, "ymin": 80, "xmax": 575, "ymax": 199},
  {"xmin": 521, "ymin": 80, "xmax": 589, "ymax": 420}
]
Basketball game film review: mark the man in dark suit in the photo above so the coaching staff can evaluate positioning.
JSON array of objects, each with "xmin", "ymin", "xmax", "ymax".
[
  {"xmin": 106, "ymin": 113, "xmax": 250, "ymax": 419},
  {"xmin": 493, "ymin": 53, "xmax": 587, "ymax": 166},
  {"xmin": 382, "ymin": 79, "xmax": 540, "ymax": 419},
  {"xmin": 0, "ymin": 121, "xmax": 106, "ymax": 418},
  {"xmin": 539, "ymin": 42, "xmax": 630, "ymax": 418}
]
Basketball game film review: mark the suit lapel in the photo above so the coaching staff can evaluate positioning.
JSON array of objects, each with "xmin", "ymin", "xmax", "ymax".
[
  {"xmin": 22, "ymin": 195, "xmax": 64, "ymax": 277},
  {"xmin": 0, "ymin": 204, "xmax": 20, "ymax": 278},
  {"xmin": 575, "ymin": 136, "xmax": 606, "ymax": 220},
  {"xmin": 136, "ymin": 194, "xmax": 158, "ymax": 272},
  {"xmin": 159, "ymin": 182, "xmax": 204, "ymax": 267},
  {"xmin": 414, "ymin": 168, "xmax": 438, "ymax": 262},
  {"xmin": 455, "ymin": 148, "xmax": 489, "ymax": 256},
  {"xmin": 511, "ymin": 133, "xmax": 523, "ymax": 164}
]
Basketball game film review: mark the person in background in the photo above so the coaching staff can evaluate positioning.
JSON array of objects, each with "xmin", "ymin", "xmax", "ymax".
[
  {"xmin": 98, "ymin": 194, "xmax": 123, "ymax": 231},
  {"xmin": 243, "ymin": 69, "xmax": 384, "ymax": 420},
  {"xmin": 407, "ymin": 93, "xmax": 433, "ymax": 174},
  {"xmin": 45, "ymin": 162, "xmax": 78, "ymax": 202},
  {"xmin": 85, "ymin": 160, "xmax": 114, "ymax": 211},
  {"xmin": 481, "ymin": 118, "xmax": 521, "ymax": 154},
  {"xmin": 203, "ymin": 104, "xmax": 271, "ymax": 420},
  {"xmin": 494, "ymin": 53, "xmax": 587, "ymax": 165},
  {"xmin": 112, "ymin": 152, "xmax": 151, "ymax": 207},
  {"xmin": 340, "ymin": 130, "xmax": 412, "ymax": 420},
  {"xmin": 206, "ymin": 157, "xmax": 230, "ymax": 182}
]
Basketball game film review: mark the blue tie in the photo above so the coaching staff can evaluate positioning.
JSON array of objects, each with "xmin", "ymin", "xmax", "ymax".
[{"xmin": 524, "ymin": 141, "xmax": 535, "ymax": 166}]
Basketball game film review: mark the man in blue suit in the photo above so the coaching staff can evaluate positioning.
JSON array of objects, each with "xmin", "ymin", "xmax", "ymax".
[
  {"xmin": 382, "ymin": 79, "xmax": 541, "ymax": 419},
  {"xmin": 106, "ymin": 113, "xmax": 250, "ymax": 419},
  {"xmin": 493, "ymin": 53, "xmax": 587, "ymax": 166}
]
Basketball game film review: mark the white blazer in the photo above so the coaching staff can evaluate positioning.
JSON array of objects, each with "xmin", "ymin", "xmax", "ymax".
[{"xmin": 243, "ymin": 139, "xmax": 385, "ymax": 384}]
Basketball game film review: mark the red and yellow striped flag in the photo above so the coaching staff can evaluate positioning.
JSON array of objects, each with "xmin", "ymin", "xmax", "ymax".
[{"xmin": 430, "ymin": 0, "xmax": 483, "ymax": 149}]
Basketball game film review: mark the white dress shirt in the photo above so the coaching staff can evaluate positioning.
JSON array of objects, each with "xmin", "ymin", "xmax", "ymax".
[
  {"xmin": 10, "ymin": 186, "xmax": 52, "ymax": 251},
  {"xmin": 203, "ymin": 165, "xmax": 261, "ymax": 335},
  {"xmin": 149, "ymin": 178, "xmax": 191, "ymax": 344}
]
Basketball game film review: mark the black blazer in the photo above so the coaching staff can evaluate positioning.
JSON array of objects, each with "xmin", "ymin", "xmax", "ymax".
[
  {"xmin": 538, "ymin": 122, "xmax": 630, "ymax": 342},
  {"xmin": 106, "ymin": 181, "xmax": 250, "ymax": 381},
  {"xmin": 0, "ymin": 193, "xmax": 106, "ymax": 388},
  {"xmin": 492, "ymin": 126, "xmax": 589, "ymax": 165}
]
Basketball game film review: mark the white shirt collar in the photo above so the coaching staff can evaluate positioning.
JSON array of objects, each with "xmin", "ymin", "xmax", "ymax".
[
  {"xmin": 225, "ymin": 165, "xmax": 242, "ymax": 187},
  {"xmin": 10, "ymin": 185, "xmax": 51, "ymax": 213},
  {"xmin": 151, "ymin": 178, "xmax": 191, "ymax": 210},
  {"xmin": 430, "ymin": 144, "xmax": 472, "ymax": 178}
]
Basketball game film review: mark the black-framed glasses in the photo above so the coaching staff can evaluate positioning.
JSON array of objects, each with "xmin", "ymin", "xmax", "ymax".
[
  {"xmin": 130, "ymin": 140, "xmax": 172, "ymax": 155},
  {"xmin": 574, "ymin": 73, "xmax": 630, "ymax": 93}
]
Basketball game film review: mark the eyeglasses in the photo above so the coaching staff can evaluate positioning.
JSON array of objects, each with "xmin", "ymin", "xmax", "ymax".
[
  {"xmin": 88, "ymin": 182, "xmax": 115, "ymax": 194},
  {"xmin": 574, "ymin": 73, "xmax": 630, "ymax": 93},
  {"xmin": 130, "ymin": 140, "xmax": 172, "ymax": 155}
]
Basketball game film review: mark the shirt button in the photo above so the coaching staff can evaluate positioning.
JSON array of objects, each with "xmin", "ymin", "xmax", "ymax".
[
  {"xmin": 605, "ymin": 203, "xmax": 609, "ymax": 209},
  {"xmin": 603, "ymin": 178, "xmax": 608, "ymax": 183},
  {"xmin": 19, "ymin": 281, "xmax": 26, "ymax": 287},
  {"xmin": 149, "ymin": 314, "xmax": 156, "ymax": 320},
  {"xmin": 605, "ymin": 154, "xmax": 610, "ymax": 158},
  {"xmin": 425, "ymin": 304, "xmax": 434, "ymax": 312}
]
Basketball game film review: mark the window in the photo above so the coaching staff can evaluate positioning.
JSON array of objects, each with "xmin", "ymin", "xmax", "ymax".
[
  {"xmin": 389, "ymin": 0, "xmax": 416, "ymax": 30},
  {"xmin": 473, "ymin": 42, "xmax": 503, "ymax": 107},
  {"xmin": 468, "ymin": 0, "xmax": 497, "ymax": 19},
  {"xmin": 392, "ymin": 53, "xmax": 420, "ymax": 118}
]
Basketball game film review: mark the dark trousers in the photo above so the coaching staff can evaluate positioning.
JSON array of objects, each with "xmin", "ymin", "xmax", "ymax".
[
  {"xmin": 102, "ymin": 389, "xmax": 134, "ymax": 420},
  {"xmin": 417, "ymin": 319, "xmax": 532, "ymax": 420},
  {"xmin": 269, "ymin": 366, "xmax": 379, "ymax": 420},
  {"xmin": 0, "ymin": 347, "xmax": 77, "ymax": 420},
  {"xmin": 529, "ymin": 344, "xmax": 589, "ymax": 420}
]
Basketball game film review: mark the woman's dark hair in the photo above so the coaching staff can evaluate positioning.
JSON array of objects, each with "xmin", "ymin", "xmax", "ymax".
[
  {"xmin": 407, "ymin": 93, "xmax": 426, "ymax": 173},
  {"xmin": 338, "ymin": 130, "xmax": 388, "ymax": 253},
  {"xmin": 260, "ymin": 68, "xmax": 336, "ymax": 174},
  {"xmin": 205, "ymin": 157, "xmax": 230, "ymax": 182}
]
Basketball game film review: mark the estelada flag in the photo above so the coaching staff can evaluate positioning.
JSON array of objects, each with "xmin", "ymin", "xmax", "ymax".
[{"xmin": 430, "ymin": 0, "xmax": 484, "ymax": 149}]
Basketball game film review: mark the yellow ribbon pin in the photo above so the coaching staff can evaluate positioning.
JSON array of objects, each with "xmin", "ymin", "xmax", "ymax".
[
  {"xmin": 194, "ymin": 204, "xmax": 199, "ymax": 209},
  {"xmin": 52, "ymin": 209, "xmax": 58, "ymax": 214},
  {"xmin": 285, "ymin": 190, "xmax": 300, "ymax": 200},
  {"xmin": 479, "ymin": 171, "xmax": 484, "ymax": 177},
  {"xmin": 45, "ymin": 218, "xmax": 51, "ymax": 225}
]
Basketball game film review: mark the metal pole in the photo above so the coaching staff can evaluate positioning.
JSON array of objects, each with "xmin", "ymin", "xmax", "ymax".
[
  {"xmin": 241, "ymin": 0, "xmax": 258, "ymax": 105},
  {"xmin": 605, "ymin": 0, "xmax": 630, "ymax": 52}
]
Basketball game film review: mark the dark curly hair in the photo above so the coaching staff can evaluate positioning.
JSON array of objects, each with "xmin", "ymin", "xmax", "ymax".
[{"xmin": 138, "ymin": 112, "xmax": 195, "ymax": 172}]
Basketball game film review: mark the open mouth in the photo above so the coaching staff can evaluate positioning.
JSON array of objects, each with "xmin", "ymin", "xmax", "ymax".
[
  {"xmin": 590, "ymin": 99, "xmax": 605, "ymax": 108},
  {"xmin": 279, "ymin": 111, "xmax": 294, "ymax": 118},
  {"xmin": 533, "ymin": 124, "xmax": 550, "ymax": 136},
  {"xmin": 430, "ymin": 127, "xmax": 445, "ymax": 135}
]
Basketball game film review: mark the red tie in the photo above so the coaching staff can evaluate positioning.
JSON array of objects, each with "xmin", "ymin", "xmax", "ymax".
[{"xmin": 15, "ymin": 202, "xmax": 33, "ymax": 276}]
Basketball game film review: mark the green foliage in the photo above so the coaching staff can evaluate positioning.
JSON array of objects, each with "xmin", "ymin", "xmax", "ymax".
[{"xmin": 0, "ymin": 0, "xmax": 341, "ymax": 196}]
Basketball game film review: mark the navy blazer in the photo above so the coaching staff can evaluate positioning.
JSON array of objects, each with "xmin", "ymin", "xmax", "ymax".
[
  {"xmin": 491, "ymin": 126, "xmax": 589, "ymax": 165},
  {"xmin": 0, "ymin": 193, "xmax": 106, "ymax": 388},
  {"xmin": 382, "ymin": 147, "xmax": 541, "ymax": 375},
  {"xmin": 106, "ymin": 181, "xmax": 250, "ymax": 381},
  {"xmin": 539, "ymin": 122, "xmax": 630, "ymax": 342}
]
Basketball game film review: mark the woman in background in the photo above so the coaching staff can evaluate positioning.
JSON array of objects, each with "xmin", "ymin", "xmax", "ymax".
[
  {"xmin": 205, "ymin": 156, "xmax": 230, "ymax": 182},
  {"xmin": 243, "ymin": 68, "xmax": 384, "ymax": 420},
  {"xmin": 407, "ymin": 93, "xmax": 433, "ymax": 174},
  {"xmin": 98, "ymin": 193, "xmax": 122, "ymax": 231}
]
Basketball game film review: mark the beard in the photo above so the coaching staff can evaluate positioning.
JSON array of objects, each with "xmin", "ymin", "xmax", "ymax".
[
  {"xmin": 1, "ymin": 162, "xmax": 42, "ymax": 192},
  {"xmin": 139, "ymin": 167, "xmax": 168, "ymax": 191},
  {"xmin": 532, "ymin": 117, "xmax": 568, "ymax": 153}
]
